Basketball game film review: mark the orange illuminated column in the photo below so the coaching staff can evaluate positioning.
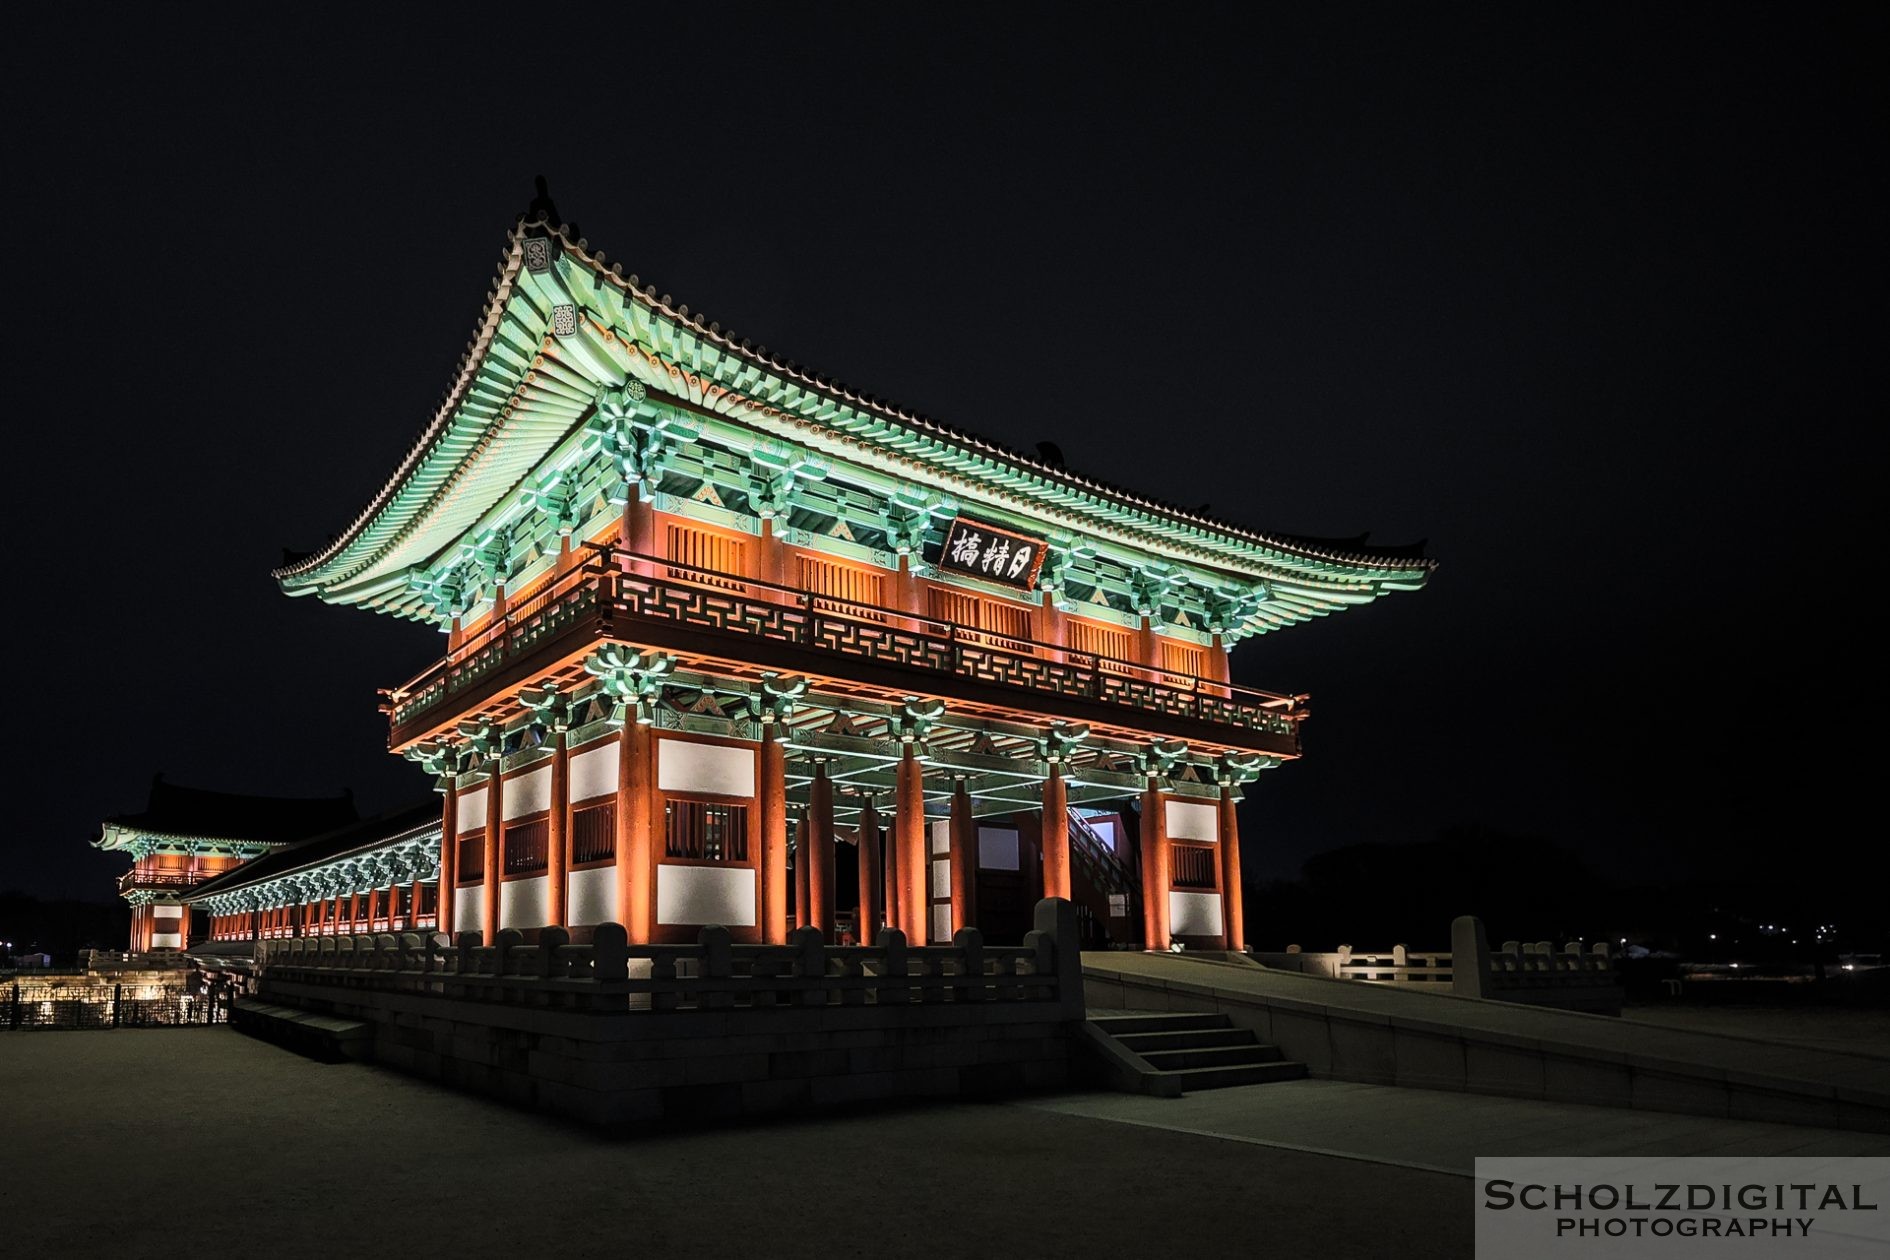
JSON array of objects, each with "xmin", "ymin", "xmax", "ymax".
[
  {"xmin": 761, "ymin": 731, "xmax": 788, "ymax": 944},
  {"xmin": 948, "ymin": 778, "xmax": 978, "ymax": 935},
  {"xmin": 857, "ymin": 794, "xmax": 881, "ymax": 944},
  {"xmin": 408, "ymin": 879, "xmax": 422, "ymax": 930},
  {"xmin": 758, "ymin": 517, "xmax": 786, "ymax": 586},
  {"xmin": 483, "ymin": 763, "xmax": 504, "ymax": 945},
  {"xmin": 348, "ymin": 892, "xmax": 361, "ymax": 935},
  {"xmin": 896, "ymin": 746, "xmax": 926, "ymax": 942},
  {"xmin": 881, "ymin": 792, "xmax": 901, "ymax": 934},
  {"xmin": 793, "ymin": 813, "xmax": 810, "ymax": 930},
  {"xmin": 619, "ymin": 488, "xmax": 654, "ymax": 576},
  {"xmin": 616, "ymin": 720, "xmax": 653, "ymax": 943},
  {"xmin": 1218, "ymin": 785, "xmax": 1245, "ymax": 951},
  {"xmin": 1041, "ymin": 763, "xmax": 1071, "ymax": 901},
  {"xmin": 809, "ymin": 762, "xmax": 835, "ymax": 941},
  {"xmin": 547, "ymin": 729, "xmax": 569, "ymax": 927},
  {"xmin": 1140, "ymin": 778, "xmax": 1168, "ymax": 949}
]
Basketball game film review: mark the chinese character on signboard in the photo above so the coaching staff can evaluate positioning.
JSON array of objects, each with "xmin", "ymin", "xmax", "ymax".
[{"xmin": 931, "ymin": 516, "xmax": 1048, "ymax": 592}]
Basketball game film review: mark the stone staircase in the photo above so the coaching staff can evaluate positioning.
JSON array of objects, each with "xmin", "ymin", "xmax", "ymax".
[{"xmin": 1084, "ymin": 1011, "xmax": 1308, "ymax": 1094}]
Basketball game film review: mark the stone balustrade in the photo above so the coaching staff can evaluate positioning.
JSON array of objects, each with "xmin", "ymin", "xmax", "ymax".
[{"xmin": 255, "ymin": 916, "xmax": 1070, "ymax": 1014}]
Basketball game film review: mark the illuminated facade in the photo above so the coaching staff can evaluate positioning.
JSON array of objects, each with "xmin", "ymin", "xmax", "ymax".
[
  {"xmin": 95, "ymin": 778, "xmax": 356, "ymax": 951},
  {"xmin": 197, "ymin": 211, "xmax": 1431, "ymax": 953}
]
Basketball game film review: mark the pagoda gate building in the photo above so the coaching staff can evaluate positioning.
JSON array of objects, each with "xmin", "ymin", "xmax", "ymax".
[
  {"xmin": 96, "ymin": 777, "xmax": 358, "ymax": 951},
  {"xmin": 265, "ymin": 212, "xmax": 1431, "ymax": 955}
]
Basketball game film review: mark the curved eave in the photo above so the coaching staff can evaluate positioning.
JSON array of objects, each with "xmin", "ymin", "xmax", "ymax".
[
  {"xmin": 94, "ymin": 824, "xmax": 294, "ymax": 854},
  {"xmin": 279, "ymin": 218, "xmax": 1434, "ymax": 607}
]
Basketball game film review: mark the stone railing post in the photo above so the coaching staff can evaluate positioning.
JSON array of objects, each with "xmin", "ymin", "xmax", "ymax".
[
  {"xmin": 494, "ymin": 928, "xmax": 524, "ymax": 979},
  {"xmin": 790, "ymin": 925, "xmax": 826, "ymax": 1006},
  {"xmin": 538, "ymin": 926, "xmax": 570, "ymax": 978},
  {"xmin": 699, "ymin": 925, "xmax": 733, "ymax": 1009},
  {"xmin": 376, "ymin": 933, "xmax": 398, "ymax": 973},
  {"xmin": 1451, "ymin": 915, "xmax": 1492, "ymax": 998},
  {"xmin": 455, "ymin": 930, "xmax": 480, "ymax": 977},
  {"xmin": 592, "ymin": 923, "xmax": 628, "ymax": 983},
  {"xmin": 875, "ymin": 927, "xmax": 909, "ymax": 1005},
  {"xmin": 1032, "ymin": 897, "xmax": 1084, "ymax": 1018},
  {"xmin": 953, "ymin": 927, "xmax": 985, "ymax": 1002}
]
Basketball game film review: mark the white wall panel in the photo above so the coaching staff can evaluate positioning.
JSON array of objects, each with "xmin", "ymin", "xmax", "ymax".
[
  {"xmin": 1165, "ymin": 800, "xmax": 1219, "ymax": 843},
  {"xmin": 931, "ymin": 905, "xmax": 951, "ymax": 945},
  {"xmin": 567, "ymin": 866, "xmax": 617, "ymax": 926},
  {"xmin": 569, "ymin": 740, "xmax": 619, "ymax": 803},
  {"xmin": 503, "ymin": 766, "xmax": 552, "ymax": 821},
  {"xmin": 656, "ymin": 865, "xmax": 756, "ymax": 927},
  {"xmin": 151, "ymin": 932, "xmax": 182, "ymax": 949},
  {"xmin": 500, "ymin": 875, "xmax": 548, "ymax": 930},
  {"xmin": 929, "ymin": 819, "xmax": 950, "ymax": 856},
  {"xmin": 1169, "ymin": 890, "xmax": 1224, "ymax": 938},
  {"xmin": 657, "ymin": 740, "xmax": 755, "ymax": 798},
  {"xmin": 457, "ymin": 786, "xmax": 487, "ymax": 833},
  {"xmin": 454, "ymin": 886, "xmax": 484, "ymax": 936},
  {"xmin": 931, "ymin": 858, "xmax": 952, "ymax": 898},
  {"xmin": 978, "ymin": 827, "xmax": 1020, "ymax": 871}
]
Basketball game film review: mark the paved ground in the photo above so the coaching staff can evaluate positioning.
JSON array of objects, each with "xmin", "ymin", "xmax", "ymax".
[
  {"xmin": 1032, "ymin": 1079, "xmax": 1890, "ymax": 1177},
  {"xmin": 1087, "ymin": 953, "xmax": 1890, "ymax": 1097},
  {"xmin": 1622, "ymin": 1003, "xmax": 1890, "ymax": 1055},
  {"xmin": 1, "ymin": 1029, "xmax": 1468, "ymax": 1260}
]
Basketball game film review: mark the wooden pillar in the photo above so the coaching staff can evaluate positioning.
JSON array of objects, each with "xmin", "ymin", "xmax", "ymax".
[
  {"xmin": 809, "ymin": 762, "xmax": 835, "ymax": 941},
  {"xmin": 547, "ymin": 730, "xmax": 569, "ymax": 928},
  {"xmin": 619, "ymin": 488, "xmax": 654, "ymax": 575},
  {"xmin": 348, "ymin": 892, "xmax": 361, "ymax": 936},
  {"xmin": 948, "ymin": 778, "xmax": 978, "ymax": 935},
  {"xmin": 896, "ymin": 746, "xmax": 926, "ymax": 943},
  {"xmin": 1138, "ymin": 615, "xmax": 1160, "ymax": 678},
  {"xmin": 758, "ymin": 517, "xmax": 787, "ymax": 586},
  {"xmin": 793, "ymin": 813, "xmax": 810, "ymax": 930},
  {"xmin": 1140, "ymin": 778, "xmax": 1168, "ymax": 949},
  {"xmin": 761, "ymin": 732, "xmax": 788, "ymax": 944},
  {"xmin": 366, "ymin": 888, "xmax": 379, "ymax": 929},
  {"xmin": 1041, "ymin": 763, "xmax": 1071, "ymax": 901},
  {"xmin": 483, "ymin": 763, "xmax": 504, "ymax": 945},
  {"xmin": 1207, "ymin": 634, "xmax": 1232, "ymax": 686},
  {"xmin": 616, "ymin": 721, "xmax": 653, "ymax": 943},
  {"xmin": 1036, "ymin": 590, "xmax": 1066, "ymax": 656},
  {"xmin": 408, "ymin": 879, "xmax": 422, "ymax": 930},
  {"xmin": 857, "ymin": 794, "xmax": 881, "ymax": 945},
  {"xmin": 1219, "ymin": 785, "xmax": 1245, "ymax": 952},
  {"xmin": 881, "ymin": 792, "xmax": 901, "ymax": 935},
  {"xmin": 1019, "ymin": 811, "xmax": 1044, "ymax": 908}
]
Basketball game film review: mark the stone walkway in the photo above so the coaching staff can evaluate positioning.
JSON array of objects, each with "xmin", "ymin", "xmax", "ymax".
[
  {"xmin": 0, "ymin": 1029, "xmax": 1467, "ymax": 1260},
  {"xmin": 1029, "ymin": 1079, "xmax": 1890, "ymax": 1178}
]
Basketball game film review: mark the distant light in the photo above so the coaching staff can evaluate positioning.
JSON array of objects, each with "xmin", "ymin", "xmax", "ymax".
[
  {"xmin": 1730, "ymin": 962, "xmax": 1739, "ymax": 969},
  {"xmin": 1619, "ymin": 938, "xmax": 1627, "ymax": 944},
  {"xmin": 1842, "ymin": 964, "xmax": 1855, "ymax": 972},
  {"xmin": 1709, "ymin": 934, "xmax": 1717, "ymax": 940}
]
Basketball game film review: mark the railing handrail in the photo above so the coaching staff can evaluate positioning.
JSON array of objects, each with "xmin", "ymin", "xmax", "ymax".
[{"xmin": 388, "ymin": 547, "xmax": 1303, "ymax": 737}]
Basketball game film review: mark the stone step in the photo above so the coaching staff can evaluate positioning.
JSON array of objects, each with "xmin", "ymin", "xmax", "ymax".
[
  {"xmin": 230, "ymin": 998, "xmax": 372, "ymax": 1063},
  {"xmin": 1140, "ymin": 1042, "xmax": 1286, "ymax": 1070},
  {"xmin": 1154, "ymin": 1060, "xmax": 1310, "ymax": 1091},
  {"xmin": 1115, "ymin": 1026, "xmax": 1255, "ymax": 1053},
  {"xmin": 1089, "ymin": 1012, "xmax": 1231, "ymax": 1035}
]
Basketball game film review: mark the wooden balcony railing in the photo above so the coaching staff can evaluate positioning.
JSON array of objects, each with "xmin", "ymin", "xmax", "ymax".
[
  {"xmin": 388, "ymin": 547, "xmax": 1303, "ymax": 746},
  {"xmin": 118, "ymin": 871, "xmax": 202, "ymax": 895}
]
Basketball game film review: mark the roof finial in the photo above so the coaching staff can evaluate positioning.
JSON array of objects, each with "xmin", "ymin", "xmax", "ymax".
[{"xmin": 527, "ymin": 174, "xmax": 561, "ymax": 225}]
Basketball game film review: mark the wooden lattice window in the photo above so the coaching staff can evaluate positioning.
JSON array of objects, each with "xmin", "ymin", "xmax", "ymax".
[
  {"xmin": 798, "ymin": 554, "xmax": 888, "ymax": 618},
  {"xmin": 571, "ymin": 800, "xmax": 617, "ymax": 865},
  {"xmin": 664, "ymin": 522, "xmax": 748, "ymax": 590},
  {"xmin": 503, "ymin": 818, "xmax": 549, "ymax": 874},
  {"xmin": 664, "ymin": 798, "xmax": 750, "ymax": 863},
  {"xmin": 1160, "ymin": 641, "xmax": 1204, "ymax": 680},
  {"xmin": 1070, "ymin": 617, "xmax": 1135, "ymax": 672},
  {"xmin": 927, "ymin": 587, "xmax": 1032, "ymax": 643},
  {"xmin": 457, "ymin": 834, "xmax": 484, "ymax": 881},
  {"xmin": 1171, "ymin": 844, "xmax": 1217, "ymax": 890}
]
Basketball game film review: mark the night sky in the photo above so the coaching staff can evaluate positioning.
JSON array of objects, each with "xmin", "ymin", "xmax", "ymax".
[{"xmin": 10, "ymin": 8, "xmax": 1881, "ymax": 930}]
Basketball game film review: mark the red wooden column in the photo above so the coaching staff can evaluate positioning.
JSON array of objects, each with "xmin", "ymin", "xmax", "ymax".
[
  {"xmin": 881, "ymin": 793, "xmax": 901, "ymax": 935},
  {"xmin": 809, "ymin": 762, "xmax": 836, "ymax": 941},
  {"xmin": 1140, "ymin": 778, "xmax": 1168, "ymax": 949},
  {"xmin": 856, "ymin": 794, "xmax": 881, "ymax": 944},
  {"xmin": 618, "ymin": 490, "xmax": 654, "ymax": 575},
  {"xmin": 616, "ymin": 721, "xmax": 653, "ymax": 943},
  {"xmin": 1218, "ymin": 785, "xmax": 1245, "ymax": 952},
  {"xmin": 793, "ymin": 814, "xmax": 810, "ymax": 931},
  {"xmin": 483, "ymin": 763, "xmax": 504, "ymax": 945},
  {"xmin": 896, "ymin": 746, "xmax": 926, "ymax": 942},
  {"xmin": 948, "ymin": 778, "xmax": 978, "ymax": 935},
  {"xmin": 348, "ymin": 892, "xmax": 361, "ymax": 936},
  {"xmin": 547, "ymin": 729, "xmax": 569, "ymax": 928},
  {"xmin": 1040, "ymin": 763, "xmax": 1071, "ymax": 901},
  {"xmin": 761, "ymin": 731, "xmax": 788, "ymax": 944},
  {"xmin": 408, "ymin": 879, "xmax": 422, "ymax": 931}
]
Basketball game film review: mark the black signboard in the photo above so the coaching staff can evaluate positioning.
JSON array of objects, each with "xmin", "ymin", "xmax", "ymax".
[{"xmin": 932, "ymin": 515, "xmax": 1048, "ymax": 591}]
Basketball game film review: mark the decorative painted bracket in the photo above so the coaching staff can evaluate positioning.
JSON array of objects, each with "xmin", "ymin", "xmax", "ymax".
[
  {"xmin": 877, "ymin": 490, "xmax": 936, "ymax": 557},
  {"xmin": 746, "ymin": 446, "xmax": 829, "ymax": 522},
  {"xmin": 749, "ymin": 672, "xmax": 809, "ymax": 727},
  {"xmin": 1216, "ymin": 752, "xmax": 1267, "ymax": 786},
  {"xmin": 895, "ymin": 696, "xmax": 946, "ymax": 744},
  {"xmin": 583, "ymin": 644, "xmax": 675, "ymax": 726},
  {"xmin": 589, "ymin": 383, "xmax": 694, "ymax": 505},
  {"xmin": 455, "ymin": 719, "xmax": 506, "ymax": 766},
  {"xmin": 1129, "ymin": 563, "xmax": 1186, "ymax": 619},
  {"xmin": 1206, "ymin": 582, "xmax": 1272, "ymax": 639},
  {"xmin": 1040, "ymin": 721, "xmax": 1090, "ymax": 765},
  {"xmin": 1140, "ymin": 738, "xmax": 1190, "ymax": 779},
  {"xmin": 521, "ymin": 467, "xmax": 582, "ymax": 537},
  {"xmin": 519, "ymin": 683, "xmax": 572, "ymax": 741}
]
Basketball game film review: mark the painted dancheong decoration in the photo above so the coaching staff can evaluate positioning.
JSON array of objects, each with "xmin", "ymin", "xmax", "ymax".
[{"xmin": 176, "ymin": 200, "xmax": 1431, "ymax": 956}]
